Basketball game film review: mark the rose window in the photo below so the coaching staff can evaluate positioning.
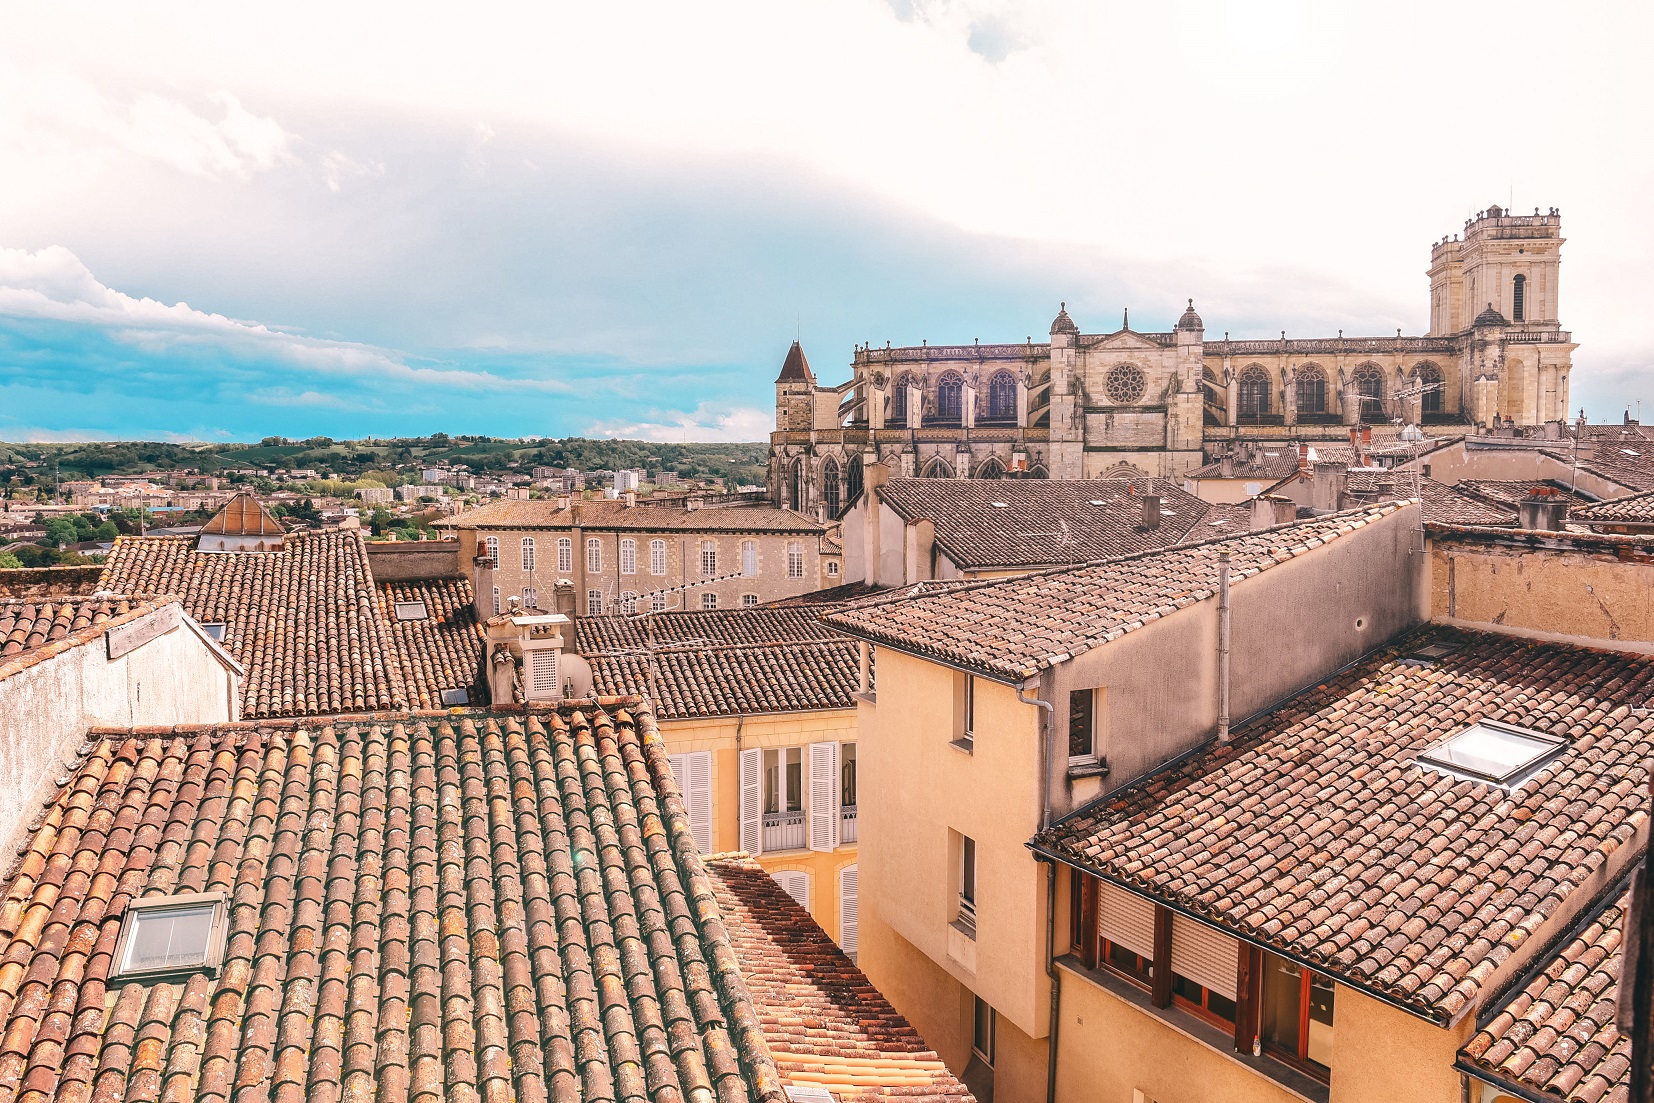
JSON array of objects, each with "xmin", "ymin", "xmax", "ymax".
[{"xmin": 1104, "ymin": 365, "xmax": 1146, "ymax": 405}]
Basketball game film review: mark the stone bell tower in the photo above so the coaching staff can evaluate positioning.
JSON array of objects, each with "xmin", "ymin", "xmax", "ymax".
[{"xmin": 1428, "ymin": 204, "xmax": 1564, "ymax": 336}]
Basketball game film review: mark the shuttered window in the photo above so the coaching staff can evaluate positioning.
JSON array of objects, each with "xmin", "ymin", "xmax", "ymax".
[
  {"xmin": 1099, "ymin": 883, "xmax": 1155, "ymax": 960},
  {"xmin": 839, "ymin": 865, "xmax": 859, "ymax": 960},
  {"xmin": 773, "ymin": 870, "xmax": 810, "ymax": 910},
  {"xmin": 1171, "ymin": 915, "xmax": 1238, "ymax": 1000},
  {"xmin": 666, "ymin": 751, "xmax": 713, "ymax": 854},
  {"xmin": 808, "ymin": 742, "xmax": 840, "ymax": 852},
  {"xmin": 738, "ymin": 748, "xmax": 762, "ymax": 855}
]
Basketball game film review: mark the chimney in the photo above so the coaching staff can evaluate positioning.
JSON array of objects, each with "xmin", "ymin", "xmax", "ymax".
[
  {"xmin": 557, "ymin": 495, "xmax": 571, "ymax": 510},
  {"xmin": 1311, "ymin": 461, "xmax": 1347, "ymax": 513},
  {"xmin": 1518, "ymin": 489, "xmax": 1569, "ymax": 531},
  {"xmin": 686, "ymin": 497, "xmax": 702, "ymax": 511},
  {"xmin": 1141, "ymin": 495, "xmax": 1162, "ymax": 529},
  {"xmin": 1361, "ymin": 425, "xmax": 1373, "ymax": 447},
  {"xmin": 624, "ymin": 492, "xmax": 636, "ymax": 507},
  {"xmin": 1250, "ymin": 495, "xmax": 1297, "ymax": 531},
  {"xmin": 1219, "ymin": 454, "xmax": 1235, "ymax": 478},
  {"xmin": 1297, "ymin": 443, "xmax": 1311, "ymax": 477},
  {"xmin": 1370, "ymin": 477, "xmax": 1397, "ymax": 500}
]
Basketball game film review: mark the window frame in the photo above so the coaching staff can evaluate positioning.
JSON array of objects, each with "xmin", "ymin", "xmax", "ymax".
[
  {"xmin": 958, "ymin": 834, "xmax": 977, "ymax": 935},
  {"xmin": 741, "ymin": 593, "xmax": 759, "ymax": 607},
  {"xmin": 522, "ymin": 586, "xmax": 537, "ymax": 609},
  {"xmin": 741, "ymin": 539, "xmax": 758, "ymax": 577},
  {"xmin": 111, "ymin": 891, "xmax": 229, "ymax": 980},
  {"xmin": 1068, "ymin": 687, "xmax": 1098, "ymax": 764},
  {"xmin": 557, "ymin": 537, "xmax": 573, "ymax": 574},
  {"xmin": 786, "ymin": 541, "xmax": 804, "ymax": 579},
  {"xmin": 586, "ymin": 589, "xmax": 602, "ymax": 615},
  {"xmin": 1416, "ymin": 718, "xmax": 1566, "ymax": 787},
  {"xmin": 701, "ymin": 592, "xmax": 718, "ymax": 610},
  {"xmin": 650, "ymin": 592, "xmax": 667, "ymax": 613},
  {"xmin": 700, "ymin": 540, "xmax": 718, "ymax": 577},
  {"xmin": 1259, "ymin": 952, "xmax": 1334, "ymax": 1081},
  {"xmin": 649, "ymin": 538, "xmax": 667, "ymax": 576},
  {"xmin": 586, "ymin": 537, "xmax": 602, "ymax": 573},
  {"xmin": 971, "ymin": 995, "xmax": 996, "ymax": 1066},
  {"xmin": 620, "ymin": 591, "xmax": 638, "ymax": 615},
  {"xmin": 521, "ymin": 536, "xmax": 536, "ymax": 572},
  {"xmin": 619, "ymin": 537, "xmax": 637, "ymax": 575},
  {"xmin": 954, "ymin": 673, "xmax": 976, "ymax": 750},
  {"xmin": 483, "ymin": 535, "xmax": 499, "ymax": 562}
]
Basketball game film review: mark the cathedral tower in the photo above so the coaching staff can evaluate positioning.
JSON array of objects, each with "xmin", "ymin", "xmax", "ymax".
[{"xmin": 1428, "ymin": 205, "xmax": 1563, "ymax": 335}]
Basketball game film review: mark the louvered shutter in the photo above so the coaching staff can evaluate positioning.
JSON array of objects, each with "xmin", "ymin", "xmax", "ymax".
[
  {"xmin": 773, "ymin": 870, "xmax": 810, "ymax": 910},
  {"xmin": 529, "ymin": 650, "xmax": 558, "ymax": 696},
  {"xmin": 808, "ymin": 742, "xmax": 839, "ymax": 852},
  {"xmin": 1171, "ymin": 914, "xmax": 1239, "ymax": 1000},
  {"xmin": 839, "ymin": 865, "xmax": 859, "ymax": 958},
  {"xmin": 739, "ymin": 748, "xmax": 762, "ymax": 856},
  {"xmin": 666, "ymin": 752, "xmax": 713, "ymax": 854},
  {"xmin": 1098, "ymin": 882, "xmax": 1156, "ymax": 960}
]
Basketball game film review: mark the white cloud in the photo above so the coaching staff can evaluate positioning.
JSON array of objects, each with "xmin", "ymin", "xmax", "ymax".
[{"xmin": 586, "ymin": 403, "xmax": 772, "ymax": 443}]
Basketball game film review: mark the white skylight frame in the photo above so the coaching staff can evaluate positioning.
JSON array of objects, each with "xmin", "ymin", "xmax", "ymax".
[
  {"xmin": 393, "ymin": 600, "xmax": 430, "ymax": 621},
  {"xmin": 200, "ymin": 623, "xmax": 227, "ymax": 641},
  {"xmin": 111, "ymin": 891, "xmax": 229, "ymax": 980},
  {"xmin": 1416, "ymin": 719, "xmax": 1567, "ymax": 787}
]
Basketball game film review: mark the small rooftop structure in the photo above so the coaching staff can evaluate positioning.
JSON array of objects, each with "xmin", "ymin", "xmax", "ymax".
[{"xmin": 196, "ymin": 491, "xmax": 284, "ymax": 551}]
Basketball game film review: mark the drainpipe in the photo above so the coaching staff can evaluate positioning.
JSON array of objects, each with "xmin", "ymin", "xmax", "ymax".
[
  {"xmin": 1018, "ymin": 679, "xmax": 1056, "ymax": 831},
  {"xmin": 1216, "ymin": 551, "xmax": 1232, "ymax": 743},
  {"xmin": 1043, "ymin": 856, "xmax": 1062, "ymax": 1103}
]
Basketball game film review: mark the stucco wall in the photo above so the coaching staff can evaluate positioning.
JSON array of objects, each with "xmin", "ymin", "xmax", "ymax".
[
  {"xmin": 1431, "ymin": 535, "xmax": 1654, "ymax": 648},
  {"xmin": 0, "ymin": 620, "xmax": 237, "ymax": 858},
  {"xmin": 364, "ymin": 540, "xmax": 463, "ymax": 581},
  {"xmin": 1327, "ymin": 987, "xmax": 1471, "ymax": 1103},
  {"xmin": 1419, "ymin": 441, "xmax": 1625, "ymax": 499}
]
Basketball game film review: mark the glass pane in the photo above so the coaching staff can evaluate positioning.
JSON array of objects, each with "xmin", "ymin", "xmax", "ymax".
[
  {"xmin": 1307, "ymin": 972, "xmax": 1335, "ymax": 1071},
  {"xmin": 1260, "ymin": 952, "xmax": 1303, "ymax": 1057},
  {"xmin": 972, "ymin": 997, "xmax": 994, "ymax": 1062},
  {"xmin": 763, "ymin": 750, "xmax": 779, "ymax": 814},
  {"xmin": 841, "ymin": 744, "xmax": 857, "ymax": 806},
  {"xmin": 1106, "ymin": 941, "xmax": 1146, "ymax": 978},
  {"xmin": 785, "ymin": 748, "xmax": 802, "ymax": 811},
  {"xmin": 1068, "ymin": 690, "xmax": 1094, "ymax": 758},
  {"xmin": 961, "ymin": 837, "xmax": 976, "ymax": 903},
  {"xmin": 1423, "ymin": 723, "xmax": 1555, "ymax": 781},
  {"xmin": 123, "ymin": 903, "xmax": 215, "ymax": 973}
]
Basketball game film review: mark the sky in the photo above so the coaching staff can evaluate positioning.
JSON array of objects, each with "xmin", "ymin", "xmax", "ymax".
[{"xmin": 1, "ymin": 1, "xmax": 1651, "ymax": 443}]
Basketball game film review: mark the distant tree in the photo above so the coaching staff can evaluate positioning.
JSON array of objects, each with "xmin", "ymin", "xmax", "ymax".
[
  {"xmin": 45, "ymin": 518, "xmax": 78, "ymax": 547},
  {"xmin": 92, "ymin": 520, "xmax": 119, "ymax": 542},
  {"xmin": 0, "ymin": 552, "xmax": 21, "ymax": 569}
]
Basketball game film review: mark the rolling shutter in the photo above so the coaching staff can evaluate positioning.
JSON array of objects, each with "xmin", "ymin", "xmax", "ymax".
[
  {"xmin": 808, "ymin": 742, "xmax": 840, "ymax": 852},
  {"xmin": 739, "ymin": 748, "xmax": 762, "ymax": 856},
  {"xmin": 1098, "ymin": 882, "xmax": 1156, "ymax": 961},
  {"xmin": 773, "ymin": 870, "xmax": 810, "ymax": 910},
  {"xmin": 1171, "ymin": 914, "xmax": 1239, "ymax": 1000},
  {"xmin": 839, "ymin": 865, "xmax": 859, "ymax": 959},
  {"xmin": 667, "ymin": 751, "xmax": 713, "ymax": 854}
]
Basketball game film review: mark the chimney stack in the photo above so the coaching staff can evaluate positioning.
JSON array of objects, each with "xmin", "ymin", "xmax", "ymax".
[
  {"xmin": 1518, "ymin": 489, "xmax": 1569, "ymax": 531},
  {"xmin": 624, "ymin": 492, "xmax": 636, "ymax": 508},
  {"xmin": 1250, "ymin": 495, "xmax": 1298, "ymax": 531},
  {"xmin": 1297, "ymin": 443, "xmax": 1311, "ymax": 477},
  {"xmin": 1361, "ymin": 425, "xmax": 1373, "ymax": 447},
  {"xmin": 1311, "ymin": 461, "xmax": 1347, "ymax": 513},
  {"xmin": 1141, "ymin": 494, "xmax": 1162, "ymax": 529},
  {"xmin": 1219, "ymin": 454, "xmax": 1235, "ymax": 478}
]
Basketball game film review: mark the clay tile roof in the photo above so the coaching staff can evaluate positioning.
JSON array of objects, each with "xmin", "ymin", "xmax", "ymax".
[
  {"xmin": 98, "ymin": 530, "xmax": 409, "ymax": 718},
  {"xmin": 441, "ymin": 499, "xmax": 826, "ymax": 534},
  {"xmin": 875, "ymin": 478, "xmax": 1217, "ymax": 569},
  {"xmin": 776, "ymin": 341, "xmax": 816, "ymax": 383},
  {"xmin": 0, "ymin": 594, "xmax": 182, "ymax": 683},
  {"xmin": 1573, "ymin": 487, "xmax": 1654, "ymax": 524},
  {"xmin": 377, "ymin": 578, "xmax": 485, "ymax": 709},
  {"xmin": 0, "ymin": 704, "xmax": 792, "ymax": 1103},
  {"xmin": 1455, "ymin": 480, "xmax": 1593, "ymax": 510},
  {"xmin": 1037, "ymin": 627, "xmax": 1654, "ymax": 1024},
  {"xmin": 1344, "ymin": 473, "xmax": 1516, "ymax": 526},
  {"xmin": 578, "ymin": 606, "xmax": 859, "ymax": 719},
  {"xmin": 1458, "ymin": 883, "xmax": 1631, "ymax": 1103},
  {"xmin": 706, "ymin": 856, "xmax": 974, "ymax": 1101},
  {"xmin": 825, "ymin": 501, "xmax": 1409, "ymax": 681},
  {"xmin": 198, "ymin": 491, "xmax": 284, "ymax": 536}
]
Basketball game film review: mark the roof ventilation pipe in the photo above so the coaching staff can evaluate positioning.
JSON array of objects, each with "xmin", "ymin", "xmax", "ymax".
[{"xmin": 1216, "ymin": 551, "xmax": 1232, "ymax": 743}]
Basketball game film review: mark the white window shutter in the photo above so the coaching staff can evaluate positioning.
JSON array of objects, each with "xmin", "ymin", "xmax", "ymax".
[
  {"xmin": 808, "ymin": 742, "xmax": 839, "ymax": 852},
  {"xmin": 1170, "ymin": 914, "xmax": 1239, "ymax": 1000},
  {"xmin": 839, "ymin": 865, "xmax": 859, "ymax": 959},
  {"xmin": 739, "ymin": 748, "xmax": 762, "ymax": 856},
  {"xmin": 773, "ymin": 870, "xmax": 810, "ymax": 910},
  {"xmin": 686, "ymin": 751, "xmax": 713, "ymax": 854}
]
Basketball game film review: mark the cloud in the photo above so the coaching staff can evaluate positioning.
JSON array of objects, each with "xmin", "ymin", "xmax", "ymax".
[{"xmin": 586, "ymin": 403, "xmax": 773, "ymax": 444}]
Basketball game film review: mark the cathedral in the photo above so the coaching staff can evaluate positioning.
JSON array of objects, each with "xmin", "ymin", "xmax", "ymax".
[{"xmin": 768, "ymin": 205, "xmax": 1577, "ymax": 516}]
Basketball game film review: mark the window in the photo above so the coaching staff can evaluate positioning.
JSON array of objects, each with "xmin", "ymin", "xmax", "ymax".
[
  {"xmin": 1417, "ymin": 362, "xmax": 1444, "ymax": 415},
  {"xmin": 759, "ymin": 747, "xmax": 805, "ymax": 856},
  {"xmin": 620, "ymin": 591, "xmax": 638, "ymax": 615},
  {"xmin": 987, "ymin": 370, "xmax": 1017, "ymax": 422},
  {"xmin": 620, "ymin": 538, "xmax": 637, "ymax": 575},
  {"xmin": 666, "ymin": 750, "xmax": 713, "ymax": 853},
  {"xmin": 557, "ymin": 537, "xmax": 573, "ymax": 574},
  {"xmin": 1238, "ymin": 366, "xmax": 1271, "ymax": 421},
  {"xmin": 891, "ymin": 374, "xmax": 913, "ymax": 424},
  {"xmin": 1260, "ymin": 952, "xmax": 1334, "ymax": 1077},
  {"xmin": 1068, "ymin": 689, "xmax": 1096, "ymax": 761},
  {"xmin": 1295, "ymin": 366, "xmax": 1327, "ymax": 415},
  {"xmin": 484, "ymin": 535, "xmax": 499, "ymax": 562},
  {"xmin": 826, "ymin": 561, "xmax": 839, "ymax": 577},
  {"xmin": 839, "ymin": 865, "xmax": 859, "ymax": 960},
  {"xmin": 936, "ymin": 372, "xmax": 964, "ymax": 423},
  {"xmin": 521, "ymin": 537, "xmax": 536, "ymax": 572},
  {"xmin": 1352, "ymin": 364, "xmax": 1384, "ymax": 417},
  {"xmin": 840, "ymin": 742, "xmax": 857, "ymax": 808},
  {"xmin": 1512, "ymin": 273, "xmax": 1526, "ymax": 322},
  {"xmin": 113, "ymin": 892, "xmax": 227, "ymax": 978},
  {"xmin": 1104, "ymin": 364, "xmax": 1146, "ymax": 405},
  {"xmin": 522, "ymin": 587, "xmax": 537, "ymax": 609},
  {"xmin": 392, "ymin": 600, "xmax": 428, "ymax": 621},
  {"xmin": 701, "ymin": 593, "xmax": 718, "ymax": 610},
  {"xmin": 1170, "ymin": 914, "xmax": 1238, "ymax": 1026},
  {"xmin": 650, "ymin": 539, "xmax": 667, "ymax": 576},
  {"xmin": 440, "ymin": 687, "xmax": 470, "ymax": 707},
  {"xmin": 823, "ymin": 460, "xmax": 841, "ymax": 518},
  {"xmin": 586, "ymin": 538, "xmax": 602, "ymax": 573},
  {"xmin": 651, "ymin": 592, "xmax": 667, "ymax": 613},
  {"xmin": 972, "ymin": 996, "xmax": 995, "ymax": 1065},
  {"xmin": 491, "ymin": 587, "xmax": 500, "ymax": 616},
  {"xmin": 786, "ymin": 541, "xmax": 804, "ymax": 578},
  {"xmin": 1417, "ymin": 719, "xmax": 1565, "ymax": 785},
  {"xmin": 1089, "ymin": 878, "xmax": 1155, "ymax": 985},
  {"xmin": 772, "ymin": 870, "xmax": 811, "ymax": 910},
  {"xmin": 847, "ymin": 456, "xmax": 864, "ymax": 505},
  {"xmin": 741, "ymin": 539, "xmax": 757, "ymax": 577},
  {"xmin": 742, "ymin": 593, "xmax": 759, "ymax": 607},
  {"xmin": 790, "ymin": 459, "xmax": 807, "ymax": 511},
  {"xmin": 955, "ymin": 674, "xmax": 976, "ymax": 749},
  {"xmin": 958, "ymin": 835, "xmax": 977, "ymax": 935},
  {"xmin": 200, "ymin": 622, "xmax": 227, "ymax": 642},
  {"xmin": 700, "ymin": 540, "xmax": 718, "ymax": 576},
  {"xmin": 586, "ymin": 589, "xmax": 603, "ymax": 615}
]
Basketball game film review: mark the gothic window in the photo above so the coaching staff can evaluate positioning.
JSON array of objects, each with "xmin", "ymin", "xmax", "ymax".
[
  {"xmin": 987, "ymin": 371, "xmax": 1018, "ymax": 422},
  {"xmin": 790, "ymin": 459, "xmax": 807, "ymax": 510},
  {"xmin": 1416, "ymin": 362, "xmax": 1444, "ymax": 415},
  {"xmin": 1352, "ymin": 364, "xmax": 1384, "ymax": 418},
  {"xmin": 1104, "ymin": 364, "xmax": 1146, "ymax": 405},
  {"xmin": 846, "ymin": 455, "xmax": 864, "ymax": 505},
  {"xmin": 976, "ymin": 457, "xmax": 1006, "ymax": 479},
  {"xmin": 1295, "ymin": 365, "xmax": 1327, "ymax": 415},
  {"xmin": 822, "ymin": 459, "xmax": 842, "ymax": 518},
  {"xmin": 936, "ymin": 372, "xmax": 964, "ymax": 423},
  {"xmin": 891, "ymin": 374, "xmax": 914, "ymax": 424},
  {"xmin": 1237, "ymin": 366, "xmax": 1272, "ymax": 422},
  {"xmin": 1026, "ymin": 465, "xmax": 1049, "ymax": 479},
  {"xmin": 922, "ymin": 456, "xmax": 953, "ymax": 478},
  {"xmin": 1512, "ymin": 274, "xmax": 1526, "ymax": 322}
]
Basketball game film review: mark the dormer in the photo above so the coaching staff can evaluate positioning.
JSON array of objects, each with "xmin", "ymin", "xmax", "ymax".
[{"xmin": 196, "ymin": 492, "xmax": 284, "ymax": 552}]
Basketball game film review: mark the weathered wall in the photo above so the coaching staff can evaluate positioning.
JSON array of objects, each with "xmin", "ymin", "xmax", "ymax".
[
  {"xmin": 364, "ymin": 540, "xmax": 463, "ymax": 581},
  {"xmin": 1431, "ymin": 531, "xmax": 1654, "ymax": 649},
  {"xmin": 1420, "ymin": 441, "xmax": 1626, "ymax": 499},
  {"xmin": 857, "ymin": 650, "xmax": 1051, "ymax": 1040},
  {"xmin": 0, "ymin": 619, "xmax": 237, "ymax": 859}
]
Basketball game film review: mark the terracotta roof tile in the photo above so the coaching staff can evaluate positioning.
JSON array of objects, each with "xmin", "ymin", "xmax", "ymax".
[
  {"xmin": 1573, "ymin": 488, "xmax": 1654, "ymax": 524},
  {"xmin": 0, "ymin": 595, "xmax": 147, "ymax": 659},
  {"xmin": 706, "ymin": 856, "xmax": 972, "ymax": 1102},
  {"xmin": 825, "ymin": 502, "xmax": 1408, "ymax": 681},
  {"xmin": 377, "ymin": 578, "xmax": 485, "ymax": 709},
  {"xmin": 1343, "ymin": 474, "xmax": 1516, "ymax": 526},
  {"xmin": 1455, "ymin": 480, "xmax": 1593, "ymax": 511},
  {"xmin": 589, "ymin": 641, "xmax": 858, "ymax": 719},
  {"xmin": 0, "ymin": 705, "xmax": 792, "ymax": 1103},
  {"xmin": 576, "ymin": 607, "xmax": 847, "ymax": 653},
  {"xmin": 1037, "ymin": 628, "xmax": 1654, "ymax": 1023}
]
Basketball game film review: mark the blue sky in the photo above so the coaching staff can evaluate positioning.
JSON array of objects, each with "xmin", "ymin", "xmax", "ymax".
[{"xmin": 2, "ymin": 1, "xmax": 1651, "ymax": 442}]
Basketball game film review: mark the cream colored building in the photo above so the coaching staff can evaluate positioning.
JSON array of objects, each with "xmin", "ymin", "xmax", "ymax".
[{"xmin": 772, "ymin": 206, "xmax": 1577, "ymax": 516}]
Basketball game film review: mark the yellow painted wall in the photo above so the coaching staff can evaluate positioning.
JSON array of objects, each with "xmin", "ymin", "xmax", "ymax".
[
  {"xmin": 857, "ymin": 649, "xmax": 1051, "ymax": 1040},
  {"xmin": 657, "ymin": 709, "xmax": 860, "ymax": 941},
  {"xmin": 861, "ymin": 908, "xmax": 973, "ymax": 1073},
  {"xmin": 1328, "ymin": 987, "xmax": 1471, "ymax": 1103},
  {"xmin": 1432, "ymin": 538, "xmax": 1654, "ymax": 647}
]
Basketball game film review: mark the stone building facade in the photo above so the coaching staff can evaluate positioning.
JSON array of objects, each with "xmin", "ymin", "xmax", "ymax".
[{"xmin": 770, "ymin": 206, "xmax": 1577, "ymax": 516}]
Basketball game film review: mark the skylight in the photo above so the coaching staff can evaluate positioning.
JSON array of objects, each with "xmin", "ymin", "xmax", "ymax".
[
  {"xmin": 440, "ymin": 687, "xmax": 470, "ymax": 707},
  {"xmin": 990, "ymin": 501, "xmax": 1008, "ymax": 508},
  {"xmin": 1623, "ymin": 448, "xmax": 1641, "ymax": 456},
  {"xmin": 393, "ymin": 600, "xmax": 429, "ymax": 621},
  {"xmin": 1408, "ymin": 641, "xmax": 1459, "ymax": 661},
  {"xmin": 200, "ymin": 623, "xmax": 226, "ymax": 641},
  {"xmin": 1417, "ymin": 720, "xmax": 1565, "ymax": 785},
  {"xmin": 114, "ymin": 892, "xmax": 227, "ymax": 978}
]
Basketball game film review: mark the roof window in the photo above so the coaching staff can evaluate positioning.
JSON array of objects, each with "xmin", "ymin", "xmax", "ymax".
[
  {"xmin": 113, "ymin": 892, "xmax": 228, "ymax": 979},
  {"xmin": 200, "ymin": 623, "xmax": 227, "ymax": 641},
  {"xmin": 393, "ymin": 600, "xmax": 429, "ymax": 621},
  {"xmin": 1417, "ymin": 720, "xmax": 1565, "ymax": 786},
  {"xmin": 1403, "ymin": 641, "xmax": 1460, "ymax": 664},
  {"xmin": 990, "ymin": 501, "xmax": 1008, "ymax": 508},
  {"xmin": 440, "ymin": 687, "xmax": 471, "ymax": 707}
]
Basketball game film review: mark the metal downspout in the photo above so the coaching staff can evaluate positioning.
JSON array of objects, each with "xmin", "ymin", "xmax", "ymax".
[
  {"xmin": 1018, "ymin": 679, "xmax": 1056, "ymax": 832},
  {"xmin": 1216, "ymin": 551, "xmax": 1232, "ymax": 743},
  {"xmin": 1043, "ymin": 857, "xmax": 1062, "ymax": 1103}
]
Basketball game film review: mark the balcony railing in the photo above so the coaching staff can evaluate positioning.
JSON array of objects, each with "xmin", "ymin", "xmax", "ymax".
[
  {"xmin": 762, "ymin": 810, "xmax": 805, "ymax": 852},
  {"xmin": 840, "ymin": 806, "xmax": 858, "ymax": 844}
]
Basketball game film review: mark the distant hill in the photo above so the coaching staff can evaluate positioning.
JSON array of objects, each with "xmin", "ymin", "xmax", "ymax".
[{"xmin": 0, "ymin": 435, "xmax": 769, "ymax": 485}]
